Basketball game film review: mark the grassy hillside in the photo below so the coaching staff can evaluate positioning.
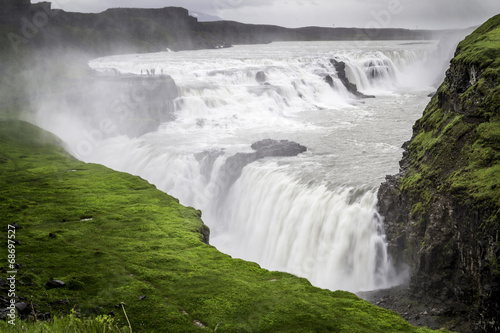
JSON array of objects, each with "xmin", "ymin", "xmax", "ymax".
[{"xmin": 0, "ymin": 120, "xmax": 446, "ymax": 332}]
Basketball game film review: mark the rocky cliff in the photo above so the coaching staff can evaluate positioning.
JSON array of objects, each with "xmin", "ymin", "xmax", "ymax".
[
  {"xmin": 378, "ymin": 14, "xmax": 500, "ymax": 332},
  {"xmin": 0, "ymin": 1, "xmax": 452, "ymax": 57}
]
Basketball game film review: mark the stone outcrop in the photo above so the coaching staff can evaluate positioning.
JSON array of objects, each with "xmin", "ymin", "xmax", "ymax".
[
  {"xmin": 216, "ymin": 139, "xmax": 307, "ymax": 193},
  {"xmin": 46, "ymin": 279, "xmax": 66, "ymax": 289},
  {"xmin": 251, "ymin": 138, "xmax": 307, "ymax": 158},
  {"xmin": 329, "ymin": 59, "xmax": 375, "ymax": 99},
  {"xmin": 377, "ymin": 15, "xmax": 500, "ymax": 332},
  {"xmin": 255, "ymin": 71, "xmax": 267, "ymax": 84}
]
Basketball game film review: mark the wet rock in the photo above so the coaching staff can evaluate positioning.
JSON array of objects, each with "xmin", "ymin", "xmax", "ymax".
[
  {"xmin": 219, "ymin": 139, "xmax": 307, "ymax": 191},
  {"xmin": 251, "ymin": 138, "xmax": 307, "ymax": 158},
  {"xmin": 193, "ymin": 320, "xmax": 206, "ymax": 328},
  {"xmin": 256, "ymin": 71, "xmax": 267, "ymax": 84},
  {"xmin": 214, "ymin": 139, "xmax": 308, "ymax": 204},
  {"xmin": 222, "ymin": 152, "xmax": 259, "ymax": 184},
  {"xmin": 15, "ymin": 302, "xmax": 29, "ymax": 314},
  {"xmin": 46, "ymin": 280, "xmax": 66, "ymax": 289},
  {"xmin": 199, "ymin": 224, "xmax": 210, "ymax": 245},
  {"xmin": 324, "ymin": 75, "xmax": 335, "ymax": 88},
  {"xmin": 330, "ymin": 59, "xmax": 375, "ymax": 99}
]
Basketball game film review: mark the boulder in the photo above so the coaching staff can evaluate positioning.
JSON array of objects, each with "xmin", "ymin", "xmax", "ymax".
[
  {"xmin": 15, "ymin": 302, "xmax": 29, "ymax": 314},
  {"xmin": 255, "ymin": 71, "xmax": 267, "ymax": 84},
  {"xmin": 251, "ymin": 139, "xmax": 307, "ymax": 158},
  {"xmin": 46, "ymin": 280, "xmax": 66, "ymax": 289}
]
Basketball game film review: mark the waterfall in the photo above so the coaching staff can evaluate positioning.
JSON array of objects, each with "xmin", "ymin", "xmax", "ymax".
[
  {"xmin": 213, "ymin": 165, "xmax": 394, "ymax": 292},
  {"xmin": 31, "ymin": 41, "xmax": 440, "ymax": 293}
]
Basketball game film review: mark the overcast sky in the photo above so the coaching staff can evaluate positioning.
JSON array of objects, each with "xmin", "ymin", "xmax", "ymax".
[{"xmin": 36, "ymin": 0, "xmax": 500, "ymax": 30}]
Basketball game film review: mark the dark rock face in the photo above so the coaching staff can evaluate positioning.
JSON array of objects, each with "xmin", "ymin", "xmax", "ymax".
[
  {"xmin": 330, "ymin": 59, "xmax": 375, "ymax": 99},
  {"xmin": 222, "ymin": 152, "xmax": 259, "ymax": 185},
  {"xmin": 215, "ymin": 139, "xmax": 307, "ymax": 195},
  {"xmin": 199, "ymin": 224, "xmax": 210, "ymax": 245},
  {"xmin": 377, "ymin": 16, "xmax": 500, "ymax": 332}
]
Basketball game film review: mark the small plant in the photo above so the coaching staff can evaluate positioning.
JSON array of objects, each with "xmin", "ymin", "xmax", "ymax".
[{"xmin": 120, "ymin": 302, "xmax": 132, "ymax": 333}]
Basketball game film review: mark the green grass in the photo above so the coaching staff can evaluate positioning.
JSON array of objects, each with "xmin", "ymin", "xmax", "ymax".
[
  {"xmin": 0, "ymin": 120, "xmax": 448, "ymax": 332},
  {"xmin": 0, "ymin": 310, "xmax": 124, "ymax": 333},
  {"xmin": 453, "ymin": 14, "xmax": 500, "ymax": 69}
]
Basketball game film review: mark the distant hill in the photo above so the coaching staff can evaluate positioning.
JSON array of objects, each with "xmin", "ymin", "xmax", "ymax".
[
  {"xmin": 188, "ymin": 10, "xmax": 223, "ymax": 22},
  {"xmin": 0, "ymin": 2, "xmax": 461, "ymax": 56}
]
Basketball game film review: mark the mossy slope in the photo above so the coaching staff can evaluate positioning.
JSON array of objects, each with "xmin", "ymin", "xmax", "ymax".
[{"xmin": 0, "ymin": 120, "xmax": 443, "ymax": 332}]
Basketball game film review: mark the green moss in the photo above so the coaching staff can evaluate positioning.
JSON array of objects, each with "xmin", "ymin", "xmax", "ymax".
[
  {"xmin": 453, "ymin": 14, "xmax": 500, "ymax": 69},
  {"xmin": 411, "ymin": 202, "xmax": 426, "ymax": 216},
  {"xmin": 399, "ymin": 14, "xmax": 500, "ymax": 228},
  {"xmin": 0, "ymin": 120, "xmax": 444, "ymax": 332}
]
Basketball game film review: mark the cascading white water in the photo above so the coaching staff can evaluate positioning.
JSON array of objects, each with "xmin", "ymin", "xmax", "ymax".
[
  {"xmin": 32, "ymin": 40, "xmax": 446, "ymax": 293},
  {"xmin": 214, "ymin": 165, "xmax": 393, "ymax": 292}
]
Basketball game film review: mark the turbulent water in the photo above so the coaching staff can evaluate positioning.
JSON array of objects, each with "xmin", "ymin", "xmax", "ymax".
[{"xmin": 35, "ymin": 40, "xmax": 449, "ymax": 292}]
